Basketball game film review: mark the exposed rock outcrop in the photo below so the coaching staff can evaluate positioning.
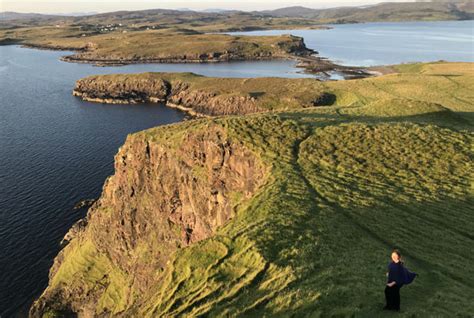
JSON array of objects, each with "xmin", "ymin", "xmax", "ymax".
[
  {"xmin": 30, "ymin": 123, "xmax": 267, "ymax": 317},
  {"xmin": 73, "ymin": 74, "xmax": 263, "ymax": 116},
  {"xmin": 73, "ymin": 75, "xmax": 171, "ymax": 104}
]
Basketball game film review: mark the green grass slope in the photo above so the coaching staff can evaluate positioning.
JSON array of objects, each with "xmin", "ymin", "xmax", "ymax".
[
  {"xmin": 127, "ymin": 114, "xmax": 473, "ymax": 317},
  {"xmin": 37, "ymin": 63, "xmax": 474, "ymax": 317},
  {"xmin": 0, "ymin": 27, "xmax": 309, "ymax": 63}
]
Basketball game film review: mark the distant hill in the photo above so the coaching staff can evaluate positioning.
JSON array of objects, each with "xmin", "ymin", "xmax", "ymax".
[
  {"xmin": 57, "ymin": 12, "xmax": 98, "ymax": 17},
  {"xmin": 261, "ymin": 6, "xmax": 316, "ymax": 17},
  {"xmin": 261, "ymin": 1, "xmax": 474, "ymax": 22},
  {"xmin": 1, "ymin": 1, "xmax": 472, "ymax": 29},
  {"xmin": 201, "ymin": 8, "xmax": 236, "ymax": 13},
  {"xmin": 0, "ymin": 11, "xmax": 65, "ymax": 21}
]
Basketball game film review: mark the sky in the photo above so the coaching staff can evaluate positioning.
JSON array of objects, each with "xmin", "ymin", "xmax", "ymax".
[{"xmin": 1, "ymin": 0, "xmax": 414, "ymax": 14}]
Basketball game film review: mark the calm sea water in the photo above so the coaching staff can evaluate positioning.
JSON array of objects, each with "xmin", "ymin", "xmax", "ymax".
[
  {"xmin": 1, "ymin": 20, "xmax": 473, "ymax": 316},
  {"xmin": 230, "ymin": 20, "xmax": 474, "ymax": 66}
]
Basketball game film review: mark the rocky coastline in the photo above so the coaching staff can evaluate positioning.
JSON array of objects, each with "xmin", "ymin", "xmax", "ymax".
[
  {"xmin": 296, "ymin": 56, "xmax": 374, "ymax": 79},
  {"xmin": 61, "ymin": 54, "xmax": 298, "ymax": 66},
  {"xmin": 57, "ymin": 34, "xmax": 315, "ymax": 65},
  {"xmin": 72, "ymin": 75, "xmax": 267, "ymax": 117},
  {"xmin": 64, "ymin": 53, "xmax": 374, "ymax": 79}
]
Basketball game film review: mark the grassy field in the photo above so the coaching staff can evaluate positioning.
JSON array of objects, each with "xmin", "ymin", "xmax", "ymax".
[{"xmin": 34, "ymin": 62, "xmax": 474, "ymax": 316}]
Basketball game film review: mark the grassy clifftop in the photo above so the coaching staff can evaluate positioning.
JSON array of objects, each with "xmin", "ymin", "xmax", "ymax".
[
  {"xmin": 32, "ymin": 63, "xmax": 474, "ymax": 316},
  {"xmin": 73, "ymin": 62, "xmax": 474, "ymax": 120}
]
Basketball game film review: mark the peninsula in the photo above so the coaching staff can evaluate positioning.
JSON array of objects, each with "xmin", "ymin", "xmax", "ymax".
[{"xmin": 31, "ymin": 62, "xmax": 474, "ymax": 317}]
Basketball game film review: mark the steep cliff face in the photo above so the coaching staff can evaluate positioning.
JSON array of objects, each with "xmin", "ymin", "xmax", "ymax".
[
  {"xmin": 72, "ymin": 72, "xmax": 352, "ymax": 116},
  {"xmin": 73, "ymin": 74, "xmax": 263, "ymax": 116},
  {"xmin": 73, "ymin": 74, "xmax": 171, "ymax": 104},
  {"xmin": 167, "ymin": 81, "xmax": 261, "ymax": 116},
  {"xmin": 30, "ymin": 122, "xmax": 266, "ymax": 317}
]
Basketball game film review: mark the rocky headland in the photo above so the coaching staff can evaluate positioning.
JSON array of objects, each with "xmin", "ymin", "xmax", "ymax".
[
  {"xmin": 31, "ymin": 63, "xmax": 474, "ymax": 316},
  {"xmin": 30, "ymin": 122, "xmax": 267, "ymax": 317},
  {"xmin": 72, "ymin": 72, "xmax": 342, "ymax": 117},
  {"xmin": 73, "ymin": 74, "xmax": 263, "ymax": 117}
]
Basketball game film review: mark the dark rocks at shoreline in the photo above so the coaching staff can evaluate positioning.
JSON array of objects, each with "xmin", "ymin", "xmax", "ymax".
[
  {"xmin": 296, "ymin": 56, "xmax": 374, "ymax": 80},
  {"xmin": 73, "ymin": 198, "xmax": 96, "ymax": 210}
]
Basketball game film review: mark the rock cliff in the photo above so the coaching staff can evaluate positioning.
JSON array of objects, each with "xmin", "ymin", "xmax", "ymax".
[
  {"xmin": 72, "ymin": 73, "xmax": 345, "ymax": 116},
  {"xmin": 73, "ymin": 74, "xmax": 263, "ymax": 116},
  {"xmin": 30, "ymin": 122, "xmax": 266, "ymax": 317}
]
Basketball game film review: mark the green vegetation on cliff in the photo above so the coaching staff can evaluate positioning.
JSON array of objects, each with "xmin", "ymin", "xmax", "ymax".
[
  {"xmin": 74, "ymin": 62, "xmax": 474, "ymax": 120},
  {"xmin": 32, "ymin": 63, "xmax": 473, "ymax": 317}
]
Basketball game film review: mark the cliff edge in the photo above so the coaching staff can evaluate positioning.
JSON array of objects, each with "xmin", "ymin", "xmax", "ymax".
[{"xmin": 31, "ymin": 121, "xmax": 267, "ymax": 317}]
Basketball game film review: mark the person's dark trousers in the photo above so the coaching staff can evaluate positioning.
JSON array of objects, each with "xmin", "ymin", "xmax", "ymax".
[{"xmin": 384, "ymin": 285, "xmax": 400, "ymax": 310}]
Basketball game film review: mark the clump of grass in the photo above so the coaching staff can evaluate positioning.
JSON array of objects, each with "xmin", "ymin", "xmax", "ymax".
[{"xmin": 49, "ymin": 238, "xmax": 132, "ymax": 315}]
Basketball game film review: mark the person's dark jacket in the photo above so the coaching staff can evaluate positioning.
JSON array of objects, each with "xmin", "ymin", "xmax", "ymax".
[
  {"xmin": 402, "ymin": 265, "xmax": 417, "ymax": 285},
  {"xmin": 387, "ymin": 261, "xmax": 404, "ymax": 286},
  {"xmin": 388, "ymin": 261, "xmax": 417, "ymax": 287}
]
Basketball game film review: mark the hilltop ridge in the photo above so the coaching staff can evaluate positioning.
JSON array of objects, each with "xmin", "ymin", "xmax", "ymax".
[{"xmin": 2, "ymin": 1, "xmax": 473, "ymax": 25}]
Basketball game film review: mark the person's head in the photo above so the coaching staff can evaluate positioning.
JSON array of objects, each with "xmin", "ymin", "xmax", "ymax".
[{"xmin": 391, "ymin": 249, "xmax": 401, "ymax": 263}]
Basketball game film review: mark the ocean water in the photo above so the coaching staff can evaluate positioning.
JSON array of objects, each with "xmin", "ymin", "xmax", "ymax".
[
  {"xmin": 229, "ymin": 20, "xmax": 474, "ymax": 66},
  {"xmin": 0, "ymin": 46, "xmax": 187, "ymax": 316}
]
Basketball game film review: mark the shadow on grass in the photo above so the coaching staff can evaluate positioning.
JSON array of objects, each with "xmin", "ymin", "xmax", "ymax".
[{"xmin": 279, "ymin": 108, "xmax": 473, "ymax": 131}]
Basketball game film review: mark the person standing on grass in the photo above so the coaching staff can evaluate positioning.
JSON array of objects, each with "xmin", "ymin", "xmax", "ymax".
[{"xmin": 384, "ymin": 249, "xmax": 417, "ymax": 311}]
